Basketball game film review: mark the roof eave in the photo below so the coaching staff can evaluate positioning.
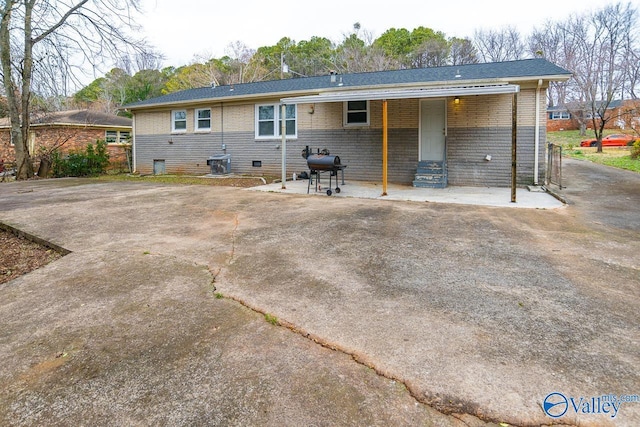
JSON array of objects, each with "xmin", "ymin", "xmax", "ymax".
[
  {"xmin": 509, "ymin": 73, "xmax": 573, "ymax": 83},
  {"xmin": 0, "ymin": 123, "xmax": 131, "ymax": 129},
  {"xmin": 124, "ymin": 90, "xmax": 303, "ymax": 111}
]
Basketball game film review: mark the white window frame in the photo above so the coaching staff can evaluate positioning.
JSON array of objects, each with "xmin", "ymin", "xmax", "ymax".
[
  {"xmin": 551, "ymin": 111, "xmax": 570, "ymax": 120},
  {"xmin": 171, "ymin": 109, "xmax": 187, "ymax": 133},
  {"xmin": 105, "ymin": 130, "xmax": 131, "ymax": 144},
  {"xmin": 195, "ymin": 108, "xmax": 211, "ymax": 132},
  {"xmin": 105, "ymin": 130, "xmax": 118, "ymax": 144},
  {"xmin": 344, "ymin": 100, "xmax": 370, "ymax": 127},
  {"xmin": 9, "ymin": 132, "xmax": 35, "ymax": 150},
  {"xmin": 255, "ymin": 104, "xmax": 297, "ymax": 139},
  {"xmin": 119, "ymin": 131, "xmax": 131, "ymax": 143}
]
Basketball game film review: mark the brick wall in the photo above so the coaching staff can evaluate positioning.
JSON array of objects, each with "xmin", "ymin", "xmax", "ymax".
[
  {"xmin": 0, "ymin": 126, "xmax": 130, "ymax": 171},
  {"xmin": 133, "ymin": 89, "xmax": 544, "ymax": 187}
]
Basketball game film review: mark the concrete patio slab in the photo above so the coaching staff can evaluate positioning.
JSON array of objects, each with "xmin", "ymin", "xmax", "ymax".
[{"xmin": 248, "ymin": 179, "xmax": 565, "ymax": 209}]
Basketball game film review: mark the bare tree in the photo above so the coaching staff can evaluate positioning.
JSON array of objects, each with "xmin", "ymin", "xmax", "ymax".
[
  {"xmin": 529, "ymin": 21, "xmax": 573, "ymax": 108},
  {"xmin": 411, "ymin": 38, "xmax": 450, "ymax": 68},
  {"xmin": 224, "ymin": 41, "xmax": 256, "ymax": 84},
  {"xmin": 620, "ymin": 24, "xmax": 640, "ymax": 99},
  {"xmin": 561, "ymin": 2, "xmax": 637, "ymax": 151},
  {"xmin": 449, "ymin": 37, "xmax": 478, "ymax": 66},
  {"xmin": 0, "ymin": 0, "xmax": 156, "ymax": 179},
  {"xmin": 473, "ymin": 27, "xmax": 526, "ymax": 63}
]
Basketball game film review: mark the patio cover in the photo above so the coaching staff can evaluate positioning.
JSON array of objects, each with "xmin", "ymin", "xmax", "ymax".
[
  {"xmin": 280, "ymin": 83, "xmax": 520, "ymax": 104},
  {"xmin": 280, "ymin": 84, "xmax": 520, "ymax": 200}
]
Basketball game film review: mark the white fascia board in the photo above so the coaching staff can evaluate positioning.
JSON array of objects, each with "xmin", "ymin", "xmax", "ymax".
[{"xmin": 281, "ymin": 84, "xmax": 520, "ymax": 104}]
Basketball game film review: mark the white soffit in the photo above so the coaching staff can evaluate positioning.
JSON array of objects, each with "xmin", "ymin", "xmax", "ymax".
[{"xmin": 281, "ymin": 84, "xmax": 520, "ymax": 104}]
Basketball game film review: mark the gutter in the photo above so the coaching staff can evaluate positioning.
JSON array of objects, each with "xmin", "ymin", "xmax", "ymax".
[
  {"xmin": 132, "ymin": 112, "xmax": 137, "ymax": 173},
  {"xmin": 534, "ymin": 79, "xmax": 543, "ymax": 185}
]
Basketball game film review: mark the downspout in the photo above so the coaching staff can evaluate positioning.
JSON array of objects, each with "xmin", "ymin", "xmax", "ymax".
[
  {"xmin": 132, "ymin": 112, "xmax": 137, "ymax": 173},
  {"xmin": 534, "ymin": 79, "xmax": 542, "ymax": 185},
  {"xmin": 220, "ymin": 103, "xmax": 224, "ymax": 150},
  {"xmin": 382, "ymin": 99, "xmax": 388, "ymax": 196}
]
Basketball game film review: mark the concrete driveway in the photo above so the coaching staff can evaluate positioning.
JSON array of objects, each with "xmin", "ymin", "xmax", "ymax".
[{"xmin": 0, "ymin": 159, "xmax": 638, "ymax": 426}]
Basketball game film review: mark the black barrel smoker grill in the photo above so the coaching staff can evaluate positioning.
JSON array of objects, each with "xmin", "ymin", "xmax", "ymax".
[{"xmin": 304, "ymin": 148, "xmax": 346, "ymax": 196}]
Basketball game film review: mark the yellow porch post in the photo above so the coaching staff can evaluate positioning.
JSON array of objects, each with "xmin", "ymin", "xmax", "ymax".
[
  {"xmin": 382, "ymin": 99, "xmax": 388, "ymax": 196},
  {"xmin": 281, "ymin": 103, "xmax": 287, "ymax": 190}
]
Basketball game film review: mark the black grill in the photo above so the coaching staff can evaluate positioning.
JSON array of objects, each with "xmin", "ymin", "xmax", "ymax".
[
  {"xmin": 305, "ymin": 148, "xmax": 346, "ymax": 196},
  {"xmin": 306, "ymin": 154, "xmax": 341, "ymax": 171}
]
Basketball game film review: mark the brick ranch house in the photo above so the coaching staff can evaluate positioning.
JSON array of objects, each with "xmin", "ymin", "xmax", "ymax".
[
  {"xmin": 124, "ymin": 58, "xmax": 571, "ymax": 188},
  {"xmin": 547, "ymin": 99, "xmax": 640, "ymax": 132},
  {"xmin": 0, "ymin": 110, "xmax": 132, "ymax": 171}
]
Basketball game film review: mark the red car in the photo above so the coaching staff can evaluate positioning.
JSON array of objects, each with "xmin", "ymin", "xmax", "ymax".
[{"xmin": 580, "ymin": 134, "xmax": 636, "ymax": 147}]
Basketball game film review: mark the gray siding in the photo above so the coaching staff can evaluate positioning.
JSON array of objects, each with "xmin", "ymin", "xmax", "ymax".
[
  {"xmin": 136, "ymin": 133, "xmax": 224, "ymax": 175},
  {"xmin": 136, "ymin": 129, "xmax": 419, "ymax": 184},
  {"xmin": 447, "ymin": 127, "xmax": 546, "ymax": 187},
  {"xmin": 297, "ymin": 129, "xmax": 418, "ymax": 184},
  {"xmin": 135, "ymin": 126, "xmax": 545, "ymax": 187}
]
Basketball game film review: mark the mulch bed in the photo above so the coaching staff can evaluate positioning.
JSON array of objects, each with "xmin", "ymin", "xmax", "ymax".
[{"xmin": 0, "ymin": 229, "xmax": 63, "ymax": 285}]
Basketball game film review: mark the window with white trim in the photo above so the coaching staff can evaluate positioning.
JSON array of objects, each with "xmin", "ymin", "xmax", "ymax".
[
  {"xmin": 119, "ymin": 131, "xmax": 130, "ymax": 143},
  {"xmin": 105, "ymin": 130, "xmax": 131, "ymax": 144},
  {"xmin": 255, "ymin": 104, "xmax": 297, "ymax": 139},
  {"xmin": 9, "ymin": 132, "xmax": 34, "ymax": 150},
  {"xmin": 550, "ymin": 111, "xmax": 570, "ymax": 120},
  {"xmin": 172, "ymin": 110, "xmax": 187, "ymax": 133},
  {"xmin": 344, "ymin": 100, "xmax": 369, "ymax": 126},
  {"xmin": 195, "ymin": 108, "xmax": 211, "ymax": 131},
  {"xmin": 105, "ymin": 130, "xmax": 118, "ymax": 143}
]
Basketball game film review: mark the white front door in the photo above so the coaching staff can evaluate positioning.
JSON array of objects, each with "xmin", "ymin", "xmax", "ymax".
[{"xmin": 420, "ymin": 99, "xmax": 446, "ymax": 161}]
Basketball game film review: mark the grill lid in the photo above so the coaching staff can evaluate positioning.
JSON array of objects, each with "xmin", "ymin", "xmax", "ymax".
[{"xmin": 306, "ymin": 154, "xmax": 341, "ymax": 170}]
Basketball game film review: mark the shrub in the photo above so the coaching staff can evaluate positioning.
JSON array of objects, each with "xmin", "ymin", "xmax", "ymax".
[
  {"xmin": 631, "ymin": 139, "xmax": 640, "ymax": 160},
  {"xmin": 52, "ymin": 139, "xmax": 110, "ymax": 177}
]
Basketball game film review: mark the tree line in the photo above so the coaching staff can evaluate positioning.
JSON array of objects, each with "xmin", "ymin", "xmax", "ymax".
[{"xmin": 70, "ymin": 2, "xmax": 638, "ymax": 121}]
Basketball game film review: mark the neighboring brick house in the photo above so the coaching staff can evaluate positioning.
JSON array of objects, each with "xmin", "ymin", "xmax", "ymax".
[
  {"xmin": 0, "ymin": 110, "xmax": 132, "ymax": 171},
  {"xmin": 124, "ymin": 58, "xmax": 571, "ymax": 188},
  {"xmin": 547, "ymin": 100, "xmax": 640, "ymax": 132}
]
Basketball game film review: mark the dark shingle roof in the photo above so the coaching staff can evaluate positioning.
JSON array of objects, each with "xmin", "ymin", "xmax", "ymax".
[
  {"xmin": 548, "ymin": 99, "xmax": 626, "ymax": 111},
  {"xmin": 125, "ymin": 58, "xmax": 571, "ymax": 109},
  {"xmin": 0, "ymin": 109, "xmax": 132, "ymax": 127}
]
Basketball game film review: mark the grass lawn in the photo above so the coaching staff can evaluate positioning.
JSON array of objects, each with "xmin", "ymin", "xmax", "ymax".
[{"xmin": 547, "ymin": 130, "xmax": 640, "ymax": 173}]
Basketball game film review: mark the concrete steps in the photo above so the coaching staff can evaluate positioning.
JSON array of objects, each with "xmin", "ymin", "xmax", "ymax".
[{"xmin": 413, "ymin": 161, "xmax": 447, "ymax": 188}]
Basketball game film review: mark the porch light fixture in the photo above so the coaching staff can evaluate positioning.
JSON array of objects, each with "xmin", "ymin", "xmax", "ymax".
[{"xmin": 454, "ymin": 96, "xmax": 460, "ymax": 104}]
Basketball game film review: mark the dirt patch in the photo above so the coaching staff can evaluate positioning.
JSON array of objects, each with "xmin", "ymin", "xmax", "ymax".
[
  {"xmin": 0, "ymin": 228, "xmax": 62, "ymax": 284},
  {"xmin": 95, "ymin": 174, "xmax": 273, "ymax": 188}
]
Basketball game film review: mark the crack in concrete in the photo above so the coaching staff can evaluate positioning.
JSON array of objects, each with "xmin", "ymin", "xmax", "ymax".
[
  {"xmin": 209, "ymin": 212, "xmax": 239, "ymax": 286},
  {"xmin": 215, "ymin": 289, "xmax": 507, "ymax": 427},
  {"xmin": 201, "ymin": 212, "xmax": 578, "ymax": 427}
]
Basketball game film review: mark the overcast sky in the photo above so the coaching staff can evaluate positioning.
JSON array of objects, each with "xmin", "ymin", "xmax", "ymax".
[{"xmin": 137, "ymin": 0, "xmax": 609, "ymax": 68}]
